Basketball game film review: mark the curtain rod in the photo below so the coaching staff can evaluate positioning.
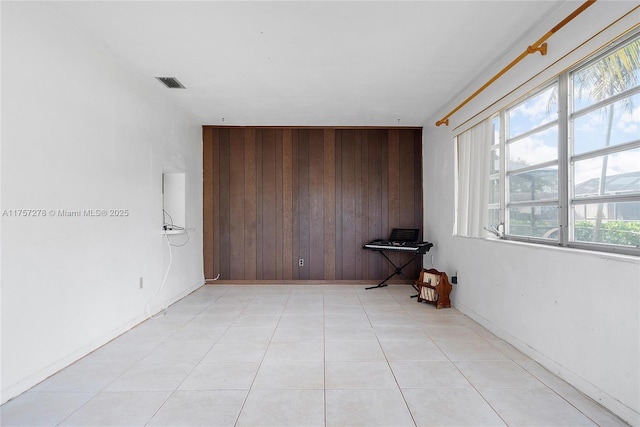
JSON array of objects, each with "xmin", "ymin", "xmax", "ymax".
[{"xmin": 436, "ymin": 0, "xmax": 597, "ymax": 127}]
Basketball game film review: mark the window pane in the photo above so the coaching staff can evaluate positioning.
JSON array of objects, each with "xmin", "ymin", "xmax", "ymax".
[
  {"xmin": 572, "ymin": 38, "xmax": 640, "ymax": 112},
  {"xmin": 510, "ymin": 167, "xmax": 558, "ymax": 202},
  {"xmin": 490, "ymin": 178, "xmax": 500, "ymax": 204},
  {"xmin": 492, "ymin": 116, "xmax": 500, "ymax": 146},
  {"xmin": 490, "ymin": 148, "xmax": 500, "ymax": 174},
  {"xmin": 489, "ymin": 208, "xmax": 501, "ymax": 231},
  {"xmin": 573, "ymin": 93, "xmax": 640, "ymax": 155},
  {"xmin": 572, "ymin": 201, "xmax": 640, "ymax": 246},
  {"xmin": 488, "ymin": 115, "xmax": 502, "ymax": 235},
  {"xmin": 508, "ymin": 85, "xmax": 558, "ymax": 138},
  {"xmin": 508, "ymin": 126, "xmax": 558, "ymax": 170},
  {"xmin": 508, "ymin": 206, "xmax": 559, "ymax": 239},
  {"xmin": 574, "ymin": 148, "xmax": 640, "ymax": 198}
]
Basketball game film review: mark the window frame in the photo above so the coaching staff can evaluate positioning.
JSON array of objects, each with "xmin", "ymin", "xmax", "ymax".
[{"xmin": 489, "ymin": 31, "xmax": 640, "ymax": 256}]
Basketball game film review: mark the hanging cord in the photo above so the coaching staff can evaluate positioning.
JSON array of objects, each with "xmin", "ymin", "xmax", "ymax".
[
  {"xmin": 145, "ymin": 230, "xmax": 172, "ymax": 319},
  {"xmin": 169, "ymin": 230, "xmax": 190, "ymax": 247},
  {"xmin": 162, "ymin": 209, "xmax": 174, "ymax": 229}
]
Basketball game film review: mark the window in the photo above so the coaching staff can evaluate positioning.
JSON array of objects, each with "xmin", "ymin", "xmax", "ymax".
[
  {"xmin": 506, "ymin": 82, "xmax": 560, "ymax": 241},
  {"xmin": 484, "ymin": 32, "xmax": 640, "ymax": 255}
]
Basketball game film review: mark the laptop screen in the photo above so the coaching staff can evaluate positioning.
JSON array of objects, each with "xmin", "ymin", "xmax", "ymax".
[{"xmin": 388, "ymin": 228, "xmax": 420, "ymax": 242}]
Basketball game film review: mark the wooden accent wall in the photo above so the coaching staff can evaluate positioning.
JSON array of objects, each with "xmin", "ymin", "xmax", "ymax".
[{"xmin": 203, "ymin": 127, "xmax": 423, "ymax": 281}]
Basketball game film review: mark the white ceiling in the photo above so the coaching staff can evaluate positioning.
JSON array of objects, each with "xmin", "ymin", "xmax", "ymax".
[{"xmin": 50, "ymin": 1, "xmax": 566, "ymax": 127}]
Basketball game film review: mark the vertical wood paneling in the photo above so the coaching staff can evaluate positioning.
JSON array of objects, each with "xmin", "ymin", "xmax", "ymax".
[
  {"xmin": 387, "ymin": 129, "xmax": 401, "ymax": 279},
  {"xmin": 414, "ymin": 130, "xmax": 424, "ymax": 234},
  {"xmin": 309, "ymin": 129, "xmax": 324, "ymax": 279},
  {"xmin": 399, "ymin": 129, "xmax": 415, "ymax": 229},
  {"xmin": 212, "ymin": 129, "xmax": 221, "ymax": 279},
  {"xmin": 203, "ymin": 127, "xmax": 214, "ymax": 280},
  {"xmin": 261, "ymin": 129, "xmax": 277, "ymax": 279},
  {"xmin": 341, "ymin": 130, "xmax": 356, "ymax": 280},
  {"xmin": 323, "ymin": 129, "xmax": 336, "ymax": 280},
  {"xmin": 244, "ymin": 128, "xmax": 257, "ymax": 279},
  {"xmin": 218, "ymin": 129, "xmax": 231, "ymax": 279},
  {"xmin": 255, "ymin": 130, "xmax": 264, "ymax": 279},
  {"xmin": 291, "ymin": 131, "xmax": 300, "ymax": 280},
  {"xmin": 282, "ymin": 130, "xmax": 293, "ymax": 279},
  {"xmin": 275, "ymin": 129, "xmax": 284, "ymax": 279},
  {"xmin": 297, "ymin": 130, "xmax": 310, "ymax": 280},
  {"xmin": 334, "ymin": 131, "xmax": 343, "ymax": 280},
  {"xmin": 203, "ymin": 126, "xmax": 422, "ymax": 282},
  {"xmin": 366, "ymin": 130, "xmax": 383, "ymax": 279},
  {"xmin": 229, "ymin": 129, "xmax": 245, "ymax": 279},
  {"xmin": 380, "ymin": 130, "xmax": 389, "ymax": 251},
  {"xmin": 353, "ymin": 130, "xmax": 367, "ymax": 280},
  {"xmin": 387, "ymin": 129, "xmax": 401, "ymax": 229}
]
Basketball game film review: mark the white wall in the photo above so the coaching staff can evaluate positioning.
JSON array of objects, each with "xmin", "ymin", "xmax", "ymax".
[
  {"xmin": 1, "ymin": 2, "xmax": 204, "ymax": 403},
  {"xmin": 422, "ymin": 2, "xmax": 640, "ymax": 424}
]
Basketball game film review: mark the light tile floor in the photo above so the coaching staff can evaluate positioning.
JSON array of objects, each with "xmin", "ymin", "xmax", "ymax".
[{"xmin": 0, "ymin": 284, "xmax": 628, "ymax": 426}]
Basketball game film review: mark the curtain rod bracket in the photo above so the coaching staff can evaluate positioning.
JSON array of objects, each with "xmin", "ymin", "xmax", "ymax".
[
  {"xmin": 434, "ymin": 0, "xmax": 595, "ymax": 127},
  {"xmin": 527, "ymin": 43, "xmax": 548, "ymax": 56}
]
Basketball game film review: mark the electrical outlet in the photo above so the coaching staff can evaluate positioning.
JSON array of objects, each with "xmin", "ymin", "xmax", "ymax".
[
  {"xmin": 298, "ymin": 259, "xmax": 304, "ymax": 267},
  {"xmin": 139, "ymin": 277, "xmax": 144, "ymax": 289}
]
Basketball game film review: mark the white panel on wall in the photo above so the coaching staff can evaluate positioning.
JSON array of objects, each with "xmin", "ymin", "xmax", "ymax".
[{"xmin": 162, "ymin": 172, "xmax": 186, "ymax": 229}]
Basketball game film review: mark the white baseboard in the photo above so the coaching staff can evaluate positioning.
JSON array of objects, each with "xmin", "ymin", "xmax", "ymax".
[
  {"xmin": 0, "ymin": 281, "xmax": 204, "ymax": 405},
  {"xmin": 454, "ymin": 301, "xmax": 640, "ymax": 427}
]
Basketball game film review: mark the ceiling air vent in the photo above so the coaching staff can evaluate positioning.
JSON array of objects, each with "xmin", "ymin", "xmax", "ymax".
[{"xmin": 155, "ymin": 77, "xmax": 185, "ymax": 89}]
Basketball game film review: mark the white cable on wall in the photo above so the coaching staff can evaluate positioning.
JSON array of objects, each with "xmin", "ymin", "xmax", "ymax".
[{"xmin": 144, "ymin": 230, "xmax": 172, "ymax": 319}]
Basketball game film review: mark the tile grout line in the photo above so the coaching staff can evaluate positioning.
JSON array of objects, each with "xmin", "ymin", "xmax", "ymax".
[
  {"xmin": 53, "ymin": 305, "xmax": 214, "ymax": 425},
  {"xmin": 55, "ymin": 286, "xmax": 231, "ymax": 426},
  {"xmin": 323, "ymin": 290, "xmax": 327, "ymax": 427},
  {"xmin": 361, "ymin": 286, "xmax": 419, "ymax": 427},
  {"xmin": 430, "ymin": 332, "xmax": 512, "ymax": 427},
  {"xmin": 233, "ymin": 289, "xmax": 289, "ymax": 427},
  {"xmin": 143, "ymin": 286, "xmax": 234, "ymax": 426},
  {"xmin": 510, "ymin": 355, "xmax": 616, "ymax": 427},
  {"xmin": 5, "ymin": 284, "xmax": 624, "ymax": 426}
]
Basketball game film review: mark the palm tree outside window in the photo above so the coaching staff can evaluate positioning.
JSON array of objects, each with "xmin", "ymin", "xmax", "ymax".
[{"xmin": 485, "ymin": 32, "xmax": 640, "ymax": 254}]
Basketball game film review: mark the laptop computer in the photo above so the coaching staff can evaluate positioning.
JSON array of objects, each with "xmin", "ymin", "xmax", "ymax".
[{"xmin": 388, "ymin": 228, "xmax": 420, "ymax": 243}]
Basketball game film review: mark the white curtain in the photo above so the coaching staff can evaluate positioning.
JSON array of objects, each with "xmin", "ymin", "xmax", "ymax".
[{"xmin": 454, "ymin": 119, "xmax": 492, "ymax": 237}]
